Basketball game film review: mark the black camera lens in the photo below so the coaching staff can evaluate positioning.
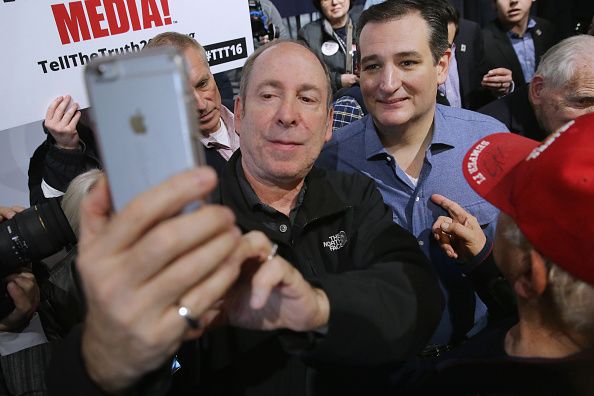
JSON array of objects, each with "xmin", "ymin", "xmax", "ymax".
[{"xmin": 0, "ymin": 199, "xmax": 76, "ymax": 277}]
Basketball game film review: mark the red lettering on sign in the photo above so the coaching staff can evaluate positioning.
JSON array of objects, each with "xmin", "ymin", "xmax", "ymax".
[
  {"xmin": 104, "ymin": 0, "xmax": 130, "ymax": 35},
  {"xmin": 141, "ymin": 0, "xmax": 163, "ymax": 29},
  {"xmin": 160, "ymin": 0, "xmax": 171, "ymax": 25},
  {"xmin": 51, "ymin": 2, "xmax": 91, "ymax": 44},
  {"xmin": 51, "ymin": 0, "xmax": 172, "ymax": 44},
  {"xmin": 126, "ymin": 0, "xmax": 142, "ymax": 31},
  {"xmin": 86, "ymin": 0, "xmax": 110, "ymax": 39}
]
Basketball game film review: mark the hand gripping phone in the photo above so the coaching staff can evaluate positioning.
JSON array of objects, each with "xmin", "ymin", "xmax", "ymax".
[{"xmin": 85, "ymin": 47, "xmax": 205, "ymax": 212}]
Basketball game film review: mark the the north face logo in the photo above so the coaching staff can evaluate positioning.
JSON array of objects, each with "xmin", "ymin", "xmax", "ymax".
[{"xmin": 323, "ymin": 231, "xmax": 347, "ymax": 251}]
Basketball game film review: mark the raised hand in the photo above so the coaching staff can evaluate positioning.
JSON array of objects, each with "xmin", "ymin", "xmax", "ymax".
[
  {"xmin": 431, "ymin": 194, "xmax": 487, "ymax": 262},
  {"xmin": 45, "ymin": 95, "xmax": 82, "ymax": 149}
]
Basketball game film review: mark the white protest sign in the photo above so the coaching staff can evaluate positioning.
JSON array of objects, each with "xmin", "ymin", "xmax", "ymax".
[{"xmin": 0, "ymin": 0, "xmax": 254, "ymax": 132}]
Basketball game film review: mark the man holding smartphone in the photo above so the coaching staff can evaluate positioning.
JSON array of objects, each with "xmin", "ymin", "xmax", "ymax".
[
  {"xmin": 28, "ymin": 33, "xmax": 237, "ymax": 205},
  {"xmin": 48, "ymin": 40, "xmax": 443, "ymax": 395}
]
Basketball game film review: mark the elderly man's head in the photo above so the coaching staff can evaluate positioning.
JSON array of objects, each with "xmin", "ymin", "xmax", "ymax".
[
  {"xmin": 146, "ymin": 32, "xmax": 223, "ymax": 136},
  {"xmin": 235, "ymin": 40, "xmax": 333, "ymax": 187},
  {"xmin": 529, "ymin": 35, "xmax": 594, "ymax": 135},
  {"xmin": 463, "ymin": 113, "xmax": 594, "ymax": 352},
  {"xmin": 494, "ymin": 213, "xmax": 594, "ymax": 349}
]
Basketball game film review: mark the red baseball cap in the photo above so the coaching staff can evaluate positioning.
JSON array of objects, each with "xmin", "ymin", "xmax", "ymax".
[{"xmin": 463, "ymin": 112, "xmax": 594, "ymax": 286}]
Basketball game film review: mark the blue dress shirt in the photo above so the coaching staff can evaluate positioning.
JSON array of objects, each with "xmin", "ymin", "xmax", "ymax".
[
  {"xmin": 508, "ymin": 18, "xmax": 537, "ymax": 84},
  {"xmin": 317, "ymin": 105, "xmax": 509, "ymax": 344}
]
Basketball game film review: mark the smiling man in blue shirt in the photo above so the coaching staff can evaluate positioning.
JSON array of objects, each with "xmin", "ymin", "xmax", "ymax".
[{"xmin": 317, "ymin": 0, "xmax": 508, "ymax": 350}]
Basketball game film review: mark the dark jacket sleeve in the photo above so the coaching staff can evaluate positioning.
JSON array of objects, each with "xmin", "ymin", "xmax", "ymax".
[
  {"xmin": 46, "ymin": 325, "xmax": 174, "ymax": 396},
  {"xmin": 299, "ymin": 176, "xmax": 444, "ymax": 366},
  {"xmin": 28, "ymin": 122, "xmax": 102, "ymax": 205},
  {"xmin": 46, "ymin": 326, "xmax": 111, "ymax": 396}
]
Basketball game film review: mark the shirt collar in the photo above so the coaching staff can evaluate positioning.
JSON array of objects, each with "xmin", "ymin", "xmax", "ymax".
[
  {"xmin": 507, "ymin": 18, "xmax": 537, "ymax": 38},
  {"xmin": 220, "ymin": 151, "xmax": 347, "ymax": 229},
  {"xmin": 364, "ymin": 115, "xmax": 389, "ymax": 160},
  {"xmin": 430, "ymin": 105, "xmax": 458, "ymax": 148},
  {"xmin": 234, "ymin": 154, "xmax": 307, "ymax": 218},
  {"xmin": 199, "ymin": 106, "xmax": 238, "ymax": 150},
  {"xmin": 363, "ymin": 105, "xmax": 457, "ymax": 160}
]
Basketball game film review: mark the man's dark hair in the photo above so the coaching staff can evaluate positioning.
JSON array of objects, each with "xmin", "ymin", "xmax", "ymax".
[
  {"xmin": 239, "ymin": 39, "xmax": 333, "ymax": 112},
  {"xmin": 312, "ymin": 0, "xmax": 354, "ymax": 14},
  {"xmin": 434, "ymin": 0, "xmax": 459, "ymax": 43},
  {"xmin": 437, "ymin": 0, "xmax": 459, "ymax": 25},
  {"xmin": 356, "ymin": 0, "xmax": 449, "ymax": 65}
]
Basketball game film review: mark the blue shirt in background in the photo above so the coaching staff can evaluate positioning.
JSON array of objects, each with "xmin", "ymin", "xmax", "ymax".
[{"xmin": 507, "ymin": 18, "xmax": 537, "ymax": 84}]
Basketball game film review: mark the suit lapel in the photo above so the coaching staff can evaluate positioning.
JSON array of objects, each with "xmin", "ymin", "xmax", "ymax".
[
  {"xmin": 488, "ymin": 22, "xmax": 525, "ymax": 85},
  {"xmin": 531, "ymin": 19, "xmax": 546, "ymax": 67}
]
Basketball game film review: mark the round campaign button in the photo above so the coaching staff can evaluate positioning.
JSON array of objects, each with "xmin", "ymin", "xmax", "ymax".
[{"xmin": 321, "ymin": 41, "xmax": 339, "ymax": 56}]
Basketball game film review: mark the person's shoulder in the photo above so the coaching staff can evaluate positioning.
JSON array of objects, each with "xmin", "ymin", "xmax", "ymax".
[
  {"xmin": 477, "ymin": 97, "xmax": 509, "ymax": 120},
  {"xmin": 314, "ymin": 166, "xmax": 378, "ymax": 202},
  {"xmin": 437, "ymin": 104, "xmax": 506, "ymax": 126},
  {"xmin": 533, "ymin": 16, "xmax": 554, "ymax": 30},
  {"xmin": 299, "ymin": 18, "xmax": 323, "ymax": 35},
  {"xmin": 437, "ymin": 105, "xmax": 509, "ymax": 136},
  {"xmin": 482, "ymin": 20, "xmax": 503, "ymax": 36},
  {"xmin": 325, "ymin": 115, "xmax": 369, "ymax": 147},
  {"xmin": 458, "ymin": 18, "xmax": 481, "ymax": 34}
]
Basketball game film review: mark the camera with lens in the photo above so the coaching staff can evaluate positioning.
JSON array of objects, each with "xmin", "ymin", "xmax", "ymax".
[
  {"xmin": 0, "ymin": 198, "xmax": 76, "ymax": 318},
  {"xmin": 249, "ymin": 0, "xmax": 280, "ymax": 40}
]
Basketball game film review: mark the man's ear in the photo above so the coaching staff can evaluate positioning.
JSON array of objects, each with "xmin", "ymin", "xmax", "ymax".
[
  {"xmin": 436, "ymin": 48, "xmax": 451, "ymax": 86},
  {"xmin": 324, "ymin": 107, "xmax": 334, "ymax": 143},
  {"xmin": 529, "ymin": 75, "xmax": 545, "ymax": 106},
  {"xmin": 233, "ymin": 96, "xmax": 242, "ymax": 134},
  {"xmin": 529, "ymin": 249, "xmax": 548, "ymax": 296},
  {"xmin": 513, "ymin": 249, "xmax": 548, "ymax": 299}
]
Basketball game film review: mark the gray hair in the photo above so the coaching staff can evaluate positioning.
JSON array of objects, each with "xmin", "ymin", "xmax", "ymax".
[
  {"xmin": 60, "ymin": 169, "xmax": 102, "ymax": 238},
  {"xmin": 146, "ymin": 31, "xmax": 210, "ymax": 67},
  {"xmin": 502, "ymin": 219, "xmax": 594, "ymax": 342},
  {"xmin": 535, "ymin": 35, "xmax": 594, "ymax": 90}
]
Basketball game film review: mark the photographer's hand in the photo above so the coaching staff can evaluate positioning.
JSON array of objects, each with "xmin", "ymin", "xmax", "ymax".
[
  {"xmin": 0, "ymin": 206, "xmax": 25, "ymax": 222},
  {"xmin": 77, "ymin": 169, "xmax": 263, "ymax": 394},
  {"xmin": 221, "ymin": 231, "xmax": 330, "ymax": 333},
  {"xmin": 0, "ymin": 272, "xmax": 40, "ymax": 332}
]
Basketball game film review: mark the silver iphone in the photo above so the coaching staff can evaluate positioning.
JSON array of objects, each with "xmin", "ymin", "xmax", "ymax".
[{"xmin": 85, "ymin": 47, "xmax": 205, "ymax": 211}]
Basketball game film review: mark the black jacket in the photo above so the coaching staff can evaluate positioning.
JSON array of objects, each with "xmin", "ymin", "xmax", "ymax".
[
  {"xmin": 483, "ymin": 17, "xmax": 556, "ymax": 88},
  {"xmin": 298, "ymin": 18, "xmax": 354, "ymax": 92},
  {"xmin": 47, "ymin": 151, "xmax": 444, "ymax": 396},
  {"xmin": 478, "ymin": 83, "xmax": 548, "ymax": 141},
  {"xmin": 28, "ymin": 121, "xmax": 101, "ymax": 205},
  {"xmin": 453, "ymin": 19, "xmax": 493, "ymax": 110}
]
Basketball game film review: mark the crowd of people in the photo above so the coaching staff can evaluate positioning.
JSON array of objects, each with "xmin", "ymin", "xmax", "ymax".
[{"xmin": 1, "ymin": 0, "xmax": 594, "ymax": 395}]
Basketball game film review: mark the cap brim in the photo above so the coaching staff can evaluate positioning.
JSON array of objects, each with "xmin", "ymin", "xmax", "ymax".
[{"xmin": 463, "ymin": 133, "xmax": 540, "ymax": 216}]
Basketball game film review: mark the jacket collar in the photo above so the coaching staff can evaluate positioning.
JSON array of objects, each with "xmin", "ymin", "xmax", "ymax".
[{"xmin": 218, "ymin": 151, "xmax": 350, "ymax": 230}]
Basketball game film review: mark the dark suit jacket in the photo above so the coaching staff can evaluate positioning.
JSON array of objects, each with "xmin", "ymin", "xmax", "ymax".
[
  {"xmin": 0, "ymin": 342, "xmax": 52, "ymax": 396},
  {"xmin": 477, "ymin": 83, "xmax": 547, "ymax": 141},
  {"xmin": 483, "ymin": 17, "xmax": 556, "ymax": 87},
  {"xmin": 454, "ymin": 18, "xmax": 491, "ymax": 110}
]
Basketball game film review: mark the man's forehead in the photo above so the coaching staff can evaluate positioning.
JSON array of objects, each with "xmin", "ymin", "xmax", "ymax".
[
  {"xmin": 250, "ymin": 43, "xmax": 327, "ymax": 88},
  {"xmin": 256, "ymin": 42, "xmax": 318, "ymax": 68},
  {"xmin": 184, "ymin": 48, "xmax": 209, "ymax": 75}
]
